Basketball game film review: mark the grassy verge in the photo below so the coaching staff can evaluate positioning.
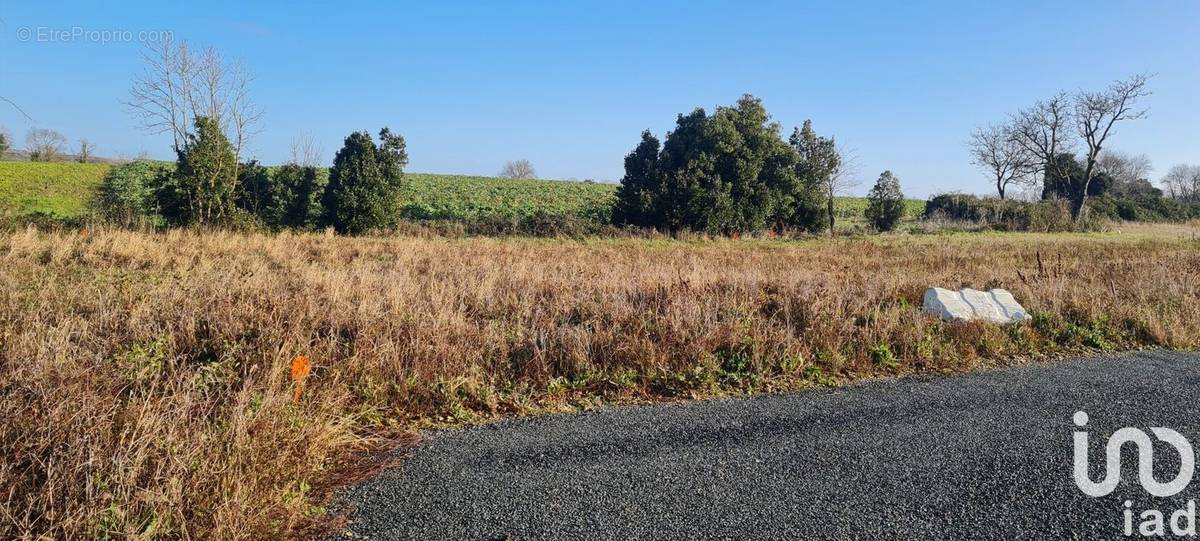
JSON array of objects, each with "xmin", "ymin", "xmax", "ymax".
[{"xmin": 1, "ymin": 225, "xmax": 1197, "ymax": 538}]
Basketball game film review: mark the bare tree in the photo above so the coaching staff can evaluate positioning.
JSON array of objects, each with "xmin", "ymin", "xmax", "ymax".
[
  {"xmin": 77, "ymin": 139, "xmax": 95, "ymax": 163},
  {"xmin": 26, "ymin": 128, "xmax": 66, "ymax": 162},
  {"xmin": 126, "ymin": 35, "xmax": 261, "ymax": 169},
  {"xmin": 500, "ymin": 159, "xmax": 537, "ymax": 179},
  {"xmin": 824, "ymin": 141, "xmax": 860, "ymax": 234},
  {"xmin": 289, "ymin": 132, "xmax": 324, "ymax": 167},
  {"xmin": 968, "ymin": 123, "xmax": 1034, "ymax": 199},
  {"xmin": 1072, "ymin": 74, "xmax": 1152, "ymax": 220},
  {"xmin": 0, "ymin": 126, "xmax": 10, "ymax": 156},
  {"xmin": 1096, "ymin": 150, "xmax": 1153, "ymax": 193},
  {"xmin": 1161, "ymin": 164, "xmax": 1200, "ymax": 202},
  {"xmin": 1010, "ymin": 92, "xmax": 1075, "ymax": 188}
]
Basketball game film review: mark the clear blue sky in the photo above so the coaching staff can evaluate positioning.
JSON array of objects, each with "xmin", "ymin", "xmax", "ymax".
[{"xmin": 1, "ymin": 1, "xmax": 1197, "ymax": 197}]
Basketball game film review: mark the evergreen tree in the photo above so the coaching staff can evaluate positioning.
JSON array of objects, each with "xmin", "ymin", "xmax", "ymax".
[
  {"xmin": 865, "ymin": 170, "xmax": 905, "ymax": 232},
  {"xmin": 787, "ymin": 120, "xmax": 838, "ymax": 233},
  {"xmin": 611, "ymin": 95, "xmax": 819, "ymax": 235},
  {"xmin": 322, "ymin": 128, "xmax": 408, "ymax": 234},
  {"xmin": 612, "ymin": 130, "xmax": 662, "ymax": 227},
  {"xmin": 160, "ymin": 116, "xmax": 239, "ymax": 226},
  {"xmin": 275, "ymin": 164, "xmax": 325, "ymax": 229}
]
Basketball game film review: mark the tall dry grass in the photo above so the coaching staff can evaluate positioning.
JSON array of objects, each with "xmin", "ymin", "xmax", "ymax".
[{"xmin": 1, "ymin": 226, "xmax": 1198, "ymax": 538}]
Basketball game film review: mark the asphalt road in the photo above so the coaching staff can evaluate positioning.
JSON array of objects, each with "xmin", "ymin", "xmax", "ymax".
[{"xmin": 335, "ymin": 351, "xmax": 1200, "ymax": 540}]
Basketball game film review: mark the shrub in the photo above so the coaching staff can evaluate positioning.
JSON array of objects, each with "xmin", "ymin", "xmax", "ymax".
[
  {"xmin": 923, "ymin": 193, "xmax": 1091, "ymax": 232},
  {"xmin": 865, "ymin": 170, "xmax": 905, "ymax": 231},
  {"xmin": 321, "ymin": 128, "xmax": 408, "ymax": 234},
  {"xmin": 95, "ymin": 160, "xmax": 172, "ymax": 227},
  {"xmin": 273, "ymin": 164, "xmax": 325, "ymax": 229}
]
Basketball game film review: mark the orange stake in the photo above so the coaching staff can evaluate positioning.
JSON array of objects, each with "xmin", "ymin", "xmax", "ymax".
[{"xmin": 291, "ymin": 355, "xmax": 311, "ymax": 404}]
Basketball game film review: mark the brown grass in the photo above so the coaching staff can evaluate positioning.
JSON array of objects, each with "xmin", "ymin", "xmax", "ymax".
[{"xmin": 1, "ymin": 225, "xmax": 1198, "ymax": 539}]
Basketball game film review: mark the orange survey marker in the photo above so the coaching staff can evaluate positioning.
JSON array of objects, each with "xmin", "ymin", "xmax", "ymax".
[{"xmin": 291, "ymin": 355, "xmax": 312, "ymax": 404}]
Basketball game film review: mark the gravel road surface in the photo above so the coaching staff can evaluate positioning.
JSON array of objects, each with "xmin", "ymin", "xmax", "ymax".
[{"xmin": 336, "ymin": 351, "xmax": 1200, "ymax": 540}]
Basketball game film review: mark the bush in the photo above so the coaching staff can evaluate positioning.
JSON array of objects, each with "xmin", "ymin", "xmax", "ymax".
[
  {"xmin": 865, "ymin": 171, "xmax": 905, "ymax": 231},
  {"xmin": 922, "ymin": 193, "xmax": 1105, "ymax": 232},
  {"xmin": 1090, "ymin": 194, "xmax": 1197, "ymax": 222},
  {"xmin": 272, "ymin": 164, "xmax": 325, "ymax": 230},
  {"xmin": 95, "ymin": 160, "xmax": 172, "ymax": 227}
]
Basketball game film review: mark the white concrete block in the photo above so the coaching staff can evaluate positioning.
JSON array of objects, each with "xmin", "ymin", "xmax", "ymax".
[{"xmin": 922, "ymin": 287, "xmax": 1028, "ymax": 324}]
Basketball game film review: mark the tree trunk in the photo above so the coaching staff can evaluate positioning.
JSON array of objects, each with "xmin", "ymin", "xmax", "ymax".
[
  {"xmin": 827, "ymin": 194, "xmax": 835, "ymax": 236},
  {"xmin": 1075, "ymin": 162, "xmax": 1095, "ymax": 223},
  {"xmin": 1071, "ymin": 193, "xmax": 1088, "ymax": 222}
]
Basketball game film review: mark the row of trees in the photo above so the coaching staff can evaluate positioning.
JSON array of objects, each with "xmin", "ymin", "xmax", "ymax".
[
  {"xmin": 967, "ymin": 75, "xmax": 1153, "ymax": 220},
  {"xmin": 103, "ymin": 115, "xmax": 406, "ymax": 235},
  {"xmin": 0, "ymin": 125, "xmax": 96, "ymax": 163},
  {"xmin": 612, "ymin": 95, "xmax": 872, "ymax": 235},
  {"xmin": 1162, "ymin": 165, "xmax": 1200, "ymax": 202}
]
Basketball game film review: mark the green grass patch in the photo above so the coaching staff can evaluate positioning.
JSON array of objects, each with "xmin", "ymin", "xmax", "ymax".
[{"xmin": 0, "ymin": 161, "xmax": 111, "ymax": 218}]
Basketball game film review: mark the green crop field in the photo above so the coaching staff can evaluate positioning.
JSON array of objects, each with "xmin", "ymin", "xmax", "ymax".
[
  {"xmin": 0, "ymin": 161, "xmax": 111, "ymax": 218},
  {"xmin": 400, "ymin": 174, "xmax": 616, "ymax": 221},
  {"xmin": 832, "ymin": 196, "xmax": 927, "ymax": 224},
  {"xmin": 0, "ymin": 160, "xmax": 926, "ymax": 226}
]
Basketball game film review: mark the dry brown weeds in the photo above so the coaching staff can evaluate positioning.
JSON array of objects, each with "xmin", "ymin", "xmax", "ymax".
[{"xmin": 1, "ymin": 225, "xmax": 1197, "ymax": 538}]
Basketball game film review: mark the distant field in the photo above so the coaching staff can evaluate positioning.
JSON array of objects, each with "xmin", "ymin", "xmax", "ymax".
[
  {"xmin": 833, "ymin": 197, "xmax": 927, "ymax": 224},
  {"xmin": 0, "ymin": 160, "xmax": 926, "ymax": 225},
  {"xmin": 400, "ymin": 173, "xmax": 617, "ymax": 221},
  {"xmin": 0, "ymin": 161, "xmax": 110, "ymax": 218}
]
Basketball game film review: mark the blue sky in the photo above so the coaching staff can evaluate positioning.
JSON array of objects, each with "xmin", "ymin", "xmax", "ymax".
[{"xmin": 1, "ymin": 1, "xmax": 1197, "ymax": 197}]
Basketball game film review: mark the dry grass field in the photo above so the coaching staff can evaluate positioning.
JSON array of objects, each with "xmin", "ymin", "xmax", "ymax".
[{"xmin": 2, "ymin": 224, "xmax": 1198, "ymax": 539}]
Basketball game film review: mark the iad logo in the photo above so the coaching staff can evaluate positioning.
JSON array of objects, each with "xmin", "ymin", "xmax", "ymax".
[
  {"xmin": 1073, "ymin": 411, "xmax": 1195, "ymax": 497},
  {"xmin": 1073, "ymin": 411, "xmax": 1198, "ymax": 537}
]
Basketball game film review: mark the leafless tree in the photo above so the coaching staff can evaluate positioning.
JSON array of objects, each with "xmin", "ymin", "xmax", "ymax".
[
  {"xmin": 500, "ymin": 159, "xmax": 537, "ymax": 179},
  {"xmin": 968, "ymin": 123, "xmax": 1034, "ymax": 199},
  {"xmin": 290, "ymin": 132, "xmax": 324, "ymax": 167},
  {"xmin": 0, "ymin": 125, "xmax": 10, "ymax": 156},
  {"xmin": 126, "ymin": 34, "xmax": 261, "ymax": 171},
  {"xmin": 1007, "ymin": 76, "xmax": 1152, "ymax": 220},
  {"xmin": 77, "ymin": 139, "xmax": 95, "ymax": 163},
  {"xmin": 1161, "ymin": 164, "xmax": 1200, "ymax": 202},
  {"xmin": 1010, "ymin": 92, "xmax": 1075, "ymax": 188},
  {"xmin": 825, "ymin": 141, "xmax": 860, "ymax": 233},
  {"xmin": 1096, "ymin": 150, "xmax": 1153, "ymax": 194},
  {"xmin": 26, "ymin": 128, "xmax": 66, "ymax": 162},
  {"xmin": 1071, "ymin": 74, "xmax": 1152, "ymax": 220}
]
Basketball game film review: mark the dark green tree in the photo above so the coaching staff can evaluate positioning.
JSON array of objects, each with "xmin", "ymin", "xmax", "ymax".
[
  {"xmin": 865, "ymin": 170, "xmax": 905, "ymax": 232},
  {"xmin": 321, "ymin": 128, "xmax": 408, "ymax": 234},
  {"xmin": 788, "ymin": 120, "xmax": 838, "ymax": 234},
  {"xmin": 275, "ymin": 163, "xmax": 325, "ymax": 229},
  {"xmin": 612, "ymin": 95, "xmax": 819, "ymax": 235},
  {"xmin": 236, "ymin": 160, "xmax": 272, "ymax": 219},
  {"xmin": 159, "ymin": 116, "xmax": 239, "ymax": 226},
  {"xmin": 1042, "ymin": 153, "xmax": 1112, "ymax": 202},
  {"xmin": 612, "ymin": 130, "xmax": 662, "ymax": 227}
]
